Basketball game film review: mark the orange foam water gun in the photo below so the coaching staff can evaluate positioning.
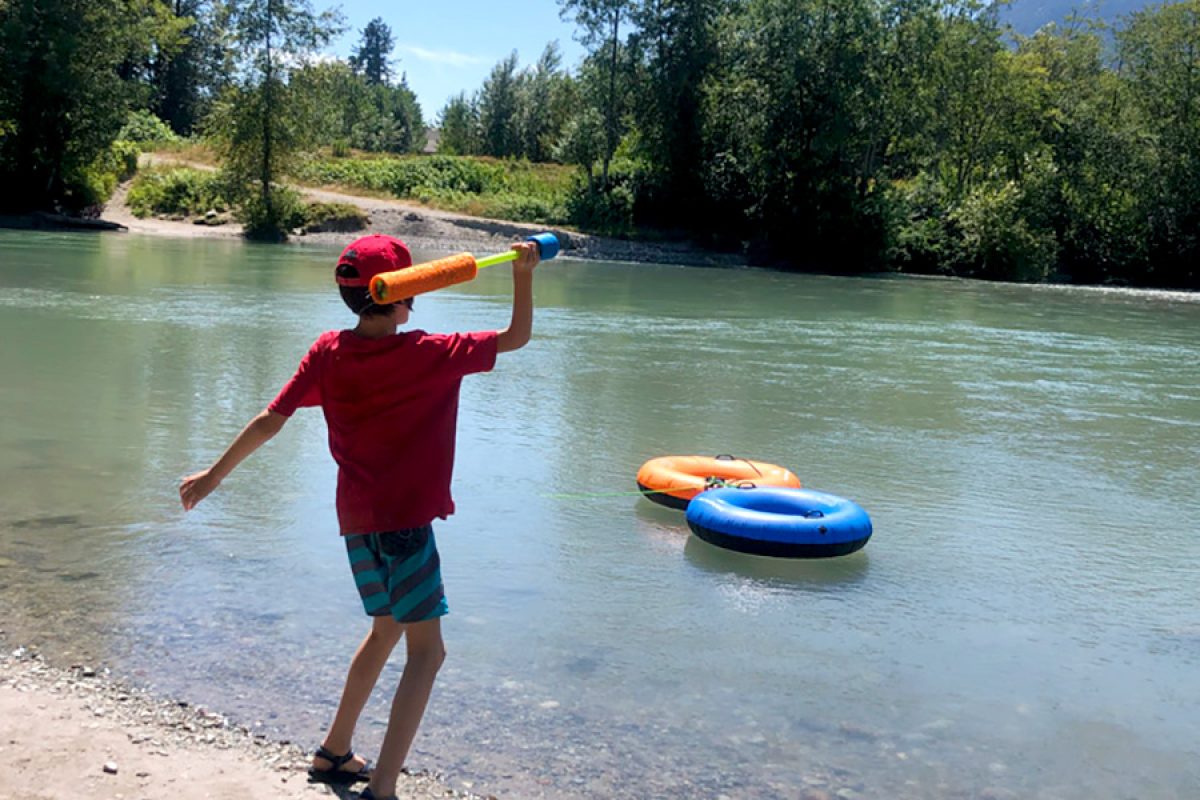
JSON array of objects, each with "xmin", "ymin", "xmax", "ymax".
[{"xmin": 369, "ymin": 233, "xmax": 560, "ymax": 304}]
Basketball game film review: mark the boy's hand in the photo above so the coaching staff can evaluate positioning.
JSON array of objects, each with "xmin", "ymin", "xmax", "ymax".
[
  {"xmin": 180, "ymin": 468, "xmax": 221, "ymax": 510},
  {"xmin": 511, "ymin": 240, "xmax": 540, "ymax": 276}
]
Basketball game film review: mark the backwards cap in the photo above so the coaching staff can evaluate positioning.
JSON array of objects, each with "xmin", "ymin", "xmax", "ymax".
[{"xmin": 335, "ymin": 234, "xmax": 412, "ymax": 287}]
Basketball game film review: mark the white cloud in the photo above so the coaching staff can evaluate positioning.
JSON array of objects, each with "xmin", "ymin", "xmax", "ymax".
[{"xmin": 399, "ymin": 45, "xmax": 487, "ymax": 68}]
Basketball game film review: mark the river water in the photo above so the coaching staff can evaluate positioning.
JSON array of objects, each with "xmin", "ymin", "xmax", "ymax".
[{"xmin": 1, "ymin": 229, "xmax": 1197, "ymax": 799}]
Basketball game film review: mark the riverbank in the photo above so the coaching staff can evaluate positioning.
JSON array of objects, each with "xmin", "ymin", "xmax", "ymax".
[
  {"xmin": 89, "ymin": 155, "xmax": 749, "ymax": 268},
  {"xmin": 0, "ymin": 635, "xmax": 487, "ymax": 800}
]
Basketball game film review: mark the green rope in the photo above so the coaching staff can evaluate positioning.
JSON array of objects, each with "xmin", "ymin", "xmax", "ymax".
[
  {"xmin": 543, "ymin": 477, "xmax": 753, "ymax": 501},
  {"xmin": 542, "ymin": 488, "xmax": 667, "ymax": 499}
]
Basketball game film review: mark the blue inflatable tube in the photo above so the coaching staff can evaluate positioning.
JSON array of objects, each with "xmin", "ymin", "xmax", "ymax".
[{"xmin": 686, "ymin": 487, "xmax": 872, "ymax": 559}]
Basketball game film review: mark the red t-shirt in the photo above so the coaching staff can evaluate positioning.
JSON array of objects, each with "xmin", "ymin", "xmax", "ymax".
[{"xmin": 268, "ymin": 329, "xmax": 498, "ymax": 534}]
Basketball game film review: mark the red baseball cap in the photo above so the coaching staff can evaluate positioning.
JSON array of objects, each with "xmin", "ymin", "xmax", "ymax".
[{"xmin": 334, "ymin": 234, "xmax": 412, "ymax": 287}]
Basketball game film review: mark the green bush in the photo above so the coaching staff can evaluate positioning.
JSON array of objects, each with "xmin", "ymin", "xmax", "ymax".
[
  {"xmin": 952, "ymin": 179, "xmax": 1059, "ymax": 282},
  {"xmin": 300, "ymin": 201, "xmax": 368, "ymax": 233},
  {"xmin": 63, "ymin": 164, "xmax": 118, "ymax": 211},
  {"xmin": 566, "ymin": 180, "xmax": 635, "ymax": 235},
  {"xmin": 126, "ymin": 167, "xmax": 232, "ymax": 218},
  {"xmin": 292, "ymin": 153, "xmax": 573, "ymax": 225},
  {"xmin": 886, "ymin": 176, "xmax": 957, "ymax": 275},
  {"xmin": 118, "ymin": 110, "xmax": 179, "ymax": 147},
  {"xmin": 485, "ymin": 192, "xmax": 567, "ymax": 225},
  {"xmin": 58, "ymin": 139, "xmax": 145, "ymax": 211},
  {"xmin": 295, "ymin": 154, "xmax": 508, "ymax": 197},
  {"xmin": 237, "ymin": 186, "xmax": 307, "ymax": 241}
]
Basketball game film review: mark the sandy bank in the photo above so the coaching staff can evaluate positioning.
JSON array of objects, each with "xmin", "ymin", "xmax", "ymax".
[{"xmin": 0, "ymin": 639, "xmax": 487, "ymax": 800}]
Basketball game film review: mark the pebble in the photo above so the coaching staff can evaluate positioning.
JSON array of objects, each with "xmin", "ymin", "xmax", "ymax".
[
  {"xmin": 103, "ymin": 761, "xmax": 119, "ymax": 774},
  {"xmin": 979, "ymin": 788, "xmax": 1020, "ymax": 800}
]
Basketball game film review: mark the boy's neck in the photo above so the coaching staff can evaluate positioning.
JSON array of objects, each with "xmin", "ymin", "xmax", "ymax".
[{"xmin": 352, "ymin": 316, "xmax": 397, "ymax": 339}]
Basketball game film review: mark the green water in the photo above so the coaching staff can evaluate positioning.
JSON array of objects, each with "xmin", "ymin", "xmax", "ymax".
[{"xmin": 1, "ymin": 229, "xmax": 1198, "ymax": 799}]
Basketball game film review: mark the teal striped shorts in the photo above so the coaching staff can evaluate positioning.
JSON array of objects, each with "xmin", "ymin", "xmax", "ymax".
[{"xmin": 344, "ymin": 525, "xmax": 449, "ymax": 623}]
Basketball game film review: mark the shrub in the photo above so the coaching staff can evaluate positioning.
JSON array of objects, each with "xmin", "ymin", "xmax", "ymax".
[
  {"xmin": 118, "ymin": 110, "xmax": 180, "ymax": 147},
  {"xmin": 485, "ymin": 192, "xmax": 567, "ymax": 225},
  {"xmin": 886, "ymin": 175, "xmax": 957, "ymax": 275},
  {"xmin": 291, "ymin": 153, "xmax": 573, "ymax": 225},
  {"xmin": 300, "ymin": 201, "xmax": 368, "ymax": 233},
  {"xmin": 126, "ymin": 167, "xmax": 232, "ymax": 218},
  {"xmin": 953, "ymin": 179, "xmax": 1059, "ymax": 282},
  {"xmin": 566, "ymin": 176, "xmax": 636, "ymax": 235},
  {"xmin": 59, "ymin": 139, "xmax": 146, "ymax": 212},
  {"xmin": 237, "ymin": 186, "xmax": 307, "ymax": 241}
]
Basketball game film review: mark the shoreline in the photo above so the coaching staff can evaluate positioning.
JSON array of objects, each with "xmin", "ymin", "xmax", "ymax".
[
  {"xmin": 0, "ymin": 633, "xmax": 489, "ymax": 800},
  {"xmin": 92, "ymin": 161, "xmax": 752, "ymax": 268}
]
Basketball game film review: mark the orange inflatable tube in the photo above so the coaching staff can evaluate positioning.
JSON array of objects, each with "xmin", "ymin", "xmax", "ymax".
[
  {"xmin": 370, "ymin": 253, "xmax": 478, "ymax": 304},
  {"xmin": 636, "ymin": 455, "xmax": 801, "ymax": 510}
]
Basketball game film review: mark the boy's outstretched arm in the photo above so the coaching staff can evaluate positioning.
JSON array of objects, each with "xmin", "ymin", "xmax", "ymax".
[
  {"xmin": 179, "ymin": 409, "xmax": 287, "ymax": 510},
  {"xmin": 496, "ymin": 240, "xmax": 541, "ymax": 354}
]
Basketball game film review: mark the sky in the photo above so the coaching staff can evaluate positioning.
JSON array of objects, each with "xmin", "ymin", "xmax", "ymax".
[{"xmin": 326, "ymin": 0, "xmax": 587, "ymax": 120}]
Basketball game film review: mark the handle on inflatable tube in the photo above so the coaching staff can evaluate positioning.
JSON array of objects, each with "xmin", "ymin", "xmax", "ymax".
[{"xmin": 370, "ymin": 232, "xmax": 560, "ymax": 304}]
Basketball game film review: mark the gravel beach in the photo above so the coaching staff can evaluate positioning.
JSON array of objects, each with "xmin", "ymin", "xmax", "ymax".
[{"xmin": 0, "ymin": 635, "xmax": 488, "ymax": 800}]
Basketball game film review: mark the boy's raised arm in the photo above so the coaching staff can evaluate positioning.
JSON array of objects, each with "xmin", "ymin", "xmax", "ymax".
[
  {"xmin": 496, "ymin": 241, "xmax": 540, "ymax": 354},
  {"xmin": 179, "ymin": 409, "xmax": 288, "ymax": 510}
]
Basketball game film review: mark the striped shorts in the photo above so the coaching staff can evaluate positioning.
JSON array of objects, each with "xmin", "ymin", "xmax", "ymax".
[{"xmin": 344, "ymin": 525, "xmax": 449, "ymax": 623}]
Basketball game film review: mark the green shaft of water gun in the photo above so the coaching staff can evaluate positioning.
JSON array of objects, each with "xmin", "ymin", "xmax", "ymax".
[{"xmin": 475, "ymin": 250, "xmax": 520, "ymax": 269}]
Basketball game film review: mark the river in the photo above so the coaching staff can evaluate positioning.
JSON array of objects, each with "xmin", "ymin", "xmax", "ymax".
[{"xmin": 1, "ymin": 229, "xmax": 1197, "ymax": 799}]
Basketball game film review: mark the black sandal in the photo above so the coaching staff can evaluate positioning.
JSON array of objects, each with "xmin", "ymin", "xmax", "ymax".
[
  {"xmin": 360, "ymin": 788, "xmax": 397, "ymax": 800},
  {"xmin": 307, "ymin": 745, "xmax": 372, "ymax": 784}
]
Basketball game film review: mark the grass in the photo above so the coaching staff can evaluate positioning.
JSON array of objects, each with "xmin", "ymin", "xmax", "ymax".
[
  {"xmin": 136, "ymin": 146, "xmax": 582, "ymax": 232},
  {"xmin": 151, "ymin": 138, "xmax": 223, "ymax": 167},
  {"xmin": 126, "ymin": 165, "xmax": 367, "ymax": 234},
  {"xmin": 292, "ymin": 150, "xmax": 575, "ymax": 225},
  {"xmin": 126, "ymin": 166, "xmax": 231, "ymax": 218}
]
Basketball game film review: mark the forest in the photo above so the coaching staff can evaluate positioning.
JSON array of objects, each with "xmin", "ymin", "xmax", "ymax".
[{"xmin": 1, "ymin": 0, "xmax": 1197, "ymax": 288}]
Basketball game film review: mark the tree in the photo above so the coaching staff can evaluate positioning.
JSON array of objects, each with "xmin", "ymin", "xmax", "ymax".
[
  {"xmin": 560, "ymin": 0, "xmax": 635, "ymax": 184},
  {"xmin": 437, "ymin": 93, "xmax": 479, "ymax": 155},
  {"xmin": 0, "ymin": 0, "xmax": 186, "ymax": 211},
  {"xmin": 153, "ymin": 1, "xmax": 231, "ymax": 135},
  {"xmin": 366, "ymin": 79, "xmax": 426, "ymax": 153},
  {"xmin": 349, "ymin": 16, "xmax": 393, "ymax": 86},
  {"xmin": 478, "ymin": 51, "xmax": 521, "ymax": 157},
  {"xmin": 214, "ymin": 0, "xmax": 342, "ymax": 238},
  {"xmin": 289, "ymin": 61, "xmax": 424, "ymax": 153},
  {"xmin": 516, "ymin": 43, "xmax": 570, "ymax": 162},
  {"xmin": 1117, "ymin": 0, "xmax": 1200, "ymax": 287},
  {"xmin": 629, "ymin": 0, "xmax": 727, "ymax": 226},
  {"xmin": 1016, "ymin": 21, "xmax": 1147, "ymax": 283},
  {"xmin": 701, "ymin": 0, "xmax": 894, "ymax": 262},
  {"xmin": 289, "ymin": 59, "xmax": 374, "ymax": 145},
  {"xmin": 555, "ymin": 107, "xmax": 606, "ymax": 190}
]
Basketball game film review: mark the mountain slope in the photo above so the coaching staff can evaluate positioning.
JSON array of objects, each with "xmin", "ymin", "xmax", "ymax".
[{"xmin": 1001, "ymin": 0, "xmax": 1159, "ymax": 34}]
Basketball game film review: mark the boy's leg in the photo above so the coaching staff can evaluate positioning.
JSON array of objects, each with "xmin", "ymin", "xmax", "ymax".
[
  {"xmin": 367, "ymin": 617, "xmax": 446, "ymax": 799},
  {"xmin": 313, "ymin": 614, "xmax": 405, "ymax": 774}
]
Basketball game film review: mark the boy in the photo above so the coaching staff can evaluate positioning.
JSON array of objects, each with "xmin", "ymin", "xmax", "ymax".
[{"xmin": 179, "ymin": 233, "xmax": 540, "ymax": 800}]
